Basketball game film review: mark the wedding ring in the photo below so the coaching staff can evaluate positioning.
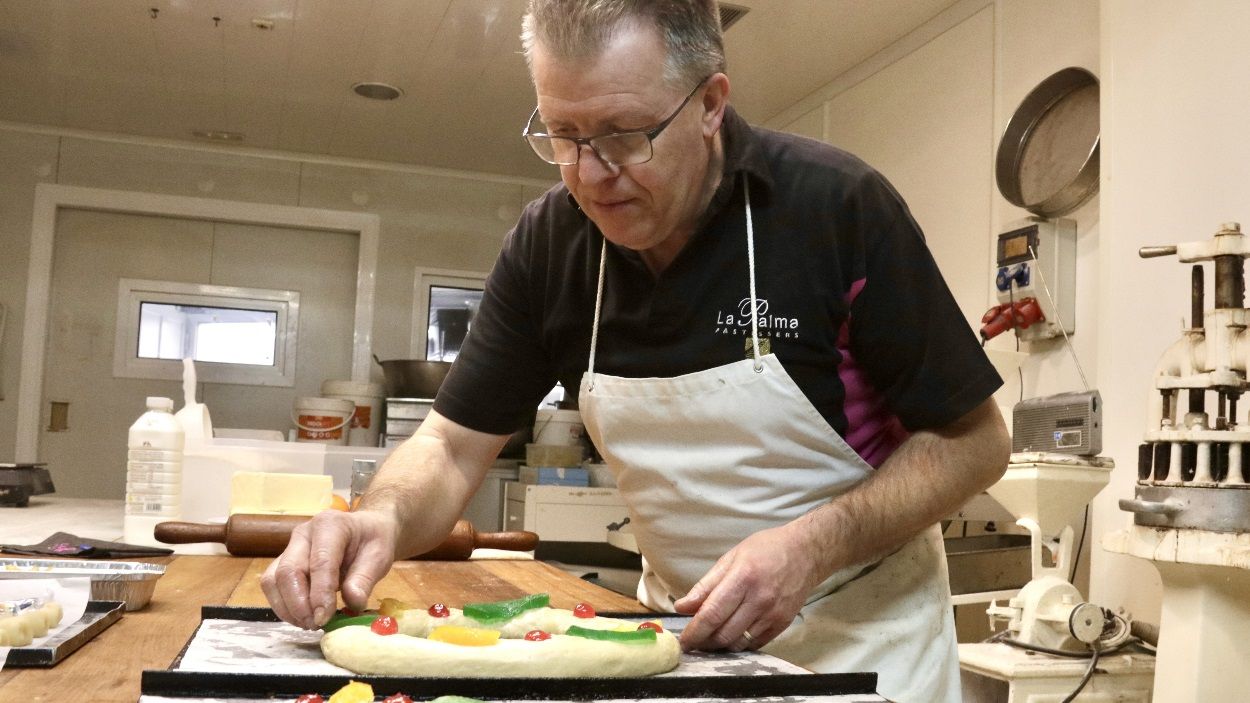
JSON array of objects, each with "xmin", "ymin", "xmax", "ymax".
[{"xmin": 742, "ymin": 629, "xmax": 755, "ymax": 644}]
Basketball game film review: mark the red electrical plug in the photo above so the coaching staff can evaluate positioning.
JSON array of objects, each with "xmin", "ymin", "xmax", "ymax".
[
  {"xmin": 1012, "ymin": 298, "xmax": 1045, "ymax": 329},
  {"xmin": 979, "ymin": 298, "xmax": 1046, "ymax": 341},
  {"xmin": 980, "ymin": 303, "xmax": 1016, "ymax": 341}
]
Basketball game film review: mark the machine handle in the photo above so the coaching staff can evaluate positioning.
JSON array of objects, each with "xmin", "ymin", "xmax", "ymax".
[
  {"xmin": 1139, "ymin": 245, "xmax": 1179, "ymax": 259},
  {"xmin": 1118, "ymin": 497, "xmax": 1184, "ymax": 515}
]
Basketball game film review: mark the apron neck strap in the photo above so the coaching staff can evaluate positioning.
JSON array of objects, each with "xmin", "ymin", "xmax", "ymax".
[
  {"xmin": 587, "ymin": 174, "xmax": 762, "ymax": 379},
  {"xmin": 744, "ymin": 177, "xmax": 763, "ymax": 372},
  {"xmin": 588, "ymin": 237, "xmax": 609, "ymax": 380}
]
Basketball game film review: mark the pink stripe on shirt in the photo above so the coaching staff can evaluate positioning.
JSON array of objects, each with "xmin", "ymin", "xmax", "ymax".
[{"xmin": 837, "ymin": 278, "xmax": 910, "ymax": 468}]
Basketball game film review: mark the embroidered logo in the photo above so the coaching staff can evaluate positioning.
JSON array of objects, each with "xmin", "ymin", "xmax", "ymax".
[{"xmin": 714, "ymin": 298, "xmax": 800, "ymax": 339}]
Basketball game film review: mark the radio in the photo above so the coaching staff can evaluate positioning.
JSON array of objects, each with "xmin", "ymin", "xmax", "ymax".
[{"xmin": 1011, "ymin": 390, "xmax": 1102, "ymax": 456}]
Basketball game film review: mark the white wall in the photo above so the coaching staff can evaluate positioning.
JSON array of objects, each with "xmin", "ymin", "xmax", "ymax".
[
  {"xmin": 1095, "ymin": 0, "xmax": 1250, "ymax": 626},
  {"xmin": 0, "ymin": 128, "xmax": 554, "ymax": 472}
]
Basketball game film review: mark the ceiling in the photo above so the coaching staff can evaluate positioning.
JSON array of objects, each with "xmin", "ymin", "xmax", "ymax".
[{"xmin": 0, "ymin": 0, "xmax": 963, "ymax": 181}]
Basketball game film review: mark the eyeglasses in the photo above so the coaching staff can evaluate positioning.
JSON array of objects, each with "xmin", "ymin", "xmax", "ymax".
[{"xmin": 523, "ymin": 78, "xmax": 708, "ymax": 167}]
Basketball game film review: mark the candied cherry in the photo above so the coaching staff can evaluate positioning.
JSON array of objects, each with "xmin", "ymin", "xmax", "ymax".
[
  {"xmin": 294, "ymin": 695, "xmax": 324, "ymax": 703},
  {"xmin": 637, "ymin": 621, "xmax": 663, "ymax": 633},
  {"xmin": 524, "ymin": 629, "xmax": 552, "ymax": 641},
  {"xmin": 573, "ymin": 602, "xmax": 596, "ymax": 618},
  {"xmin": 427, "ymin": 603, "xmax": 451, "ymax": 618},
  {"xmin": 381, "ymin": 695, "xmax": 413, "ymax": 703},
  {"xmin": 370, "ymin": 615, "xmax": 398, "ymax": 636}
]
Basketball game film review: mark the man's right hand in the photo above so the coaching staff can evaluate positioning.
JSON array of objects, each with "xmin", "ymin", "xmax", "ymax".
[{"xmin": 260, "ymin": 508, "xmax": 399, "ymax": 630}]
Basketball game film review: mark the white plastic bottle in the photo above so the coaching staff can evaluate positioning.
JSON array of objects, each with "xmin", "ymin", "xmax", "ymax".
[{"xmin": 122, "ymin": 396, "xmax": 184, "ymax": 548}]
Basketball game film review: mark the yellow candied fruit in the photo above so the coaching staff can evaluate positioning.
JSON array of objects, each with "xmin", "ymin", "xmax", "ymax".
[
  {"xmin": 328, "ymin": 680, "xmax": 374, "ymax": 703},
  {"xmin": 429, "ymin": 625, "xmax": 501, "ymax": 647},
  {"xmin": 378, "ymin": 597, "xmax": 413, "ymax": 618}
]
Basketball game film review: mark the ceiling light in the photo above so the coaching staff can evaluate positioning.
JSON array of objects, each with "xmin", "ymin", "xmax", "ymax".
[
  {"xmin": 192, "ymin": 130, "xmax": 244, "ymax": 142},
  {"xmin": 352, "ymin": 82, "xmax": 403, "ymax": 101}
]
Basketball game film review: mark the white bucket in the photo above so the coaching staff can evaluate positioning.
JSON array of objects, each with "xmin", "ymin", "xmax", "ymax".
[
  {"xmin": 321, "ymin": 380, "xmax": 385, "ymax": 447},
  {"xmin": 292, "ymin": 397, "xmax": 355, "ymax": 445},
  {"xmin": 533, "ymin": 408, "xmax": 585, "ymax": 446}
]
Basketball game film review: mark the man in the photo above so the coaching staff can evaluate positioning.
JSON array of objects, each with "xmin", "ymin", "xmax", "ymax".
[{"xmin": 262, "ymin": 2, "xmax": 1009, "ymax": 701}]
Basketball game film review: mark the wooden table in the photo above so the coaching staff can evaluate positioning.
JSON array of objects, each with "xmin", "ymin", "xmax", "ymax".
[{"xmin": 0, "ymin": 555, "xmax": 643, "ymax": 702}]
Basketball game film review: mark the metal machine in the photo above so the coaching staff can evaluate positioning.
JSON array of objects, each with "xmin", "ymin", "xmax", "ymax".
[
  {"xmin": 984, "ymin": 455, "xmax": 1120, "ymax": 653},
  {"xmin": 1106, "ymin": 221, "xmax": 1250, "ymax": 701}
]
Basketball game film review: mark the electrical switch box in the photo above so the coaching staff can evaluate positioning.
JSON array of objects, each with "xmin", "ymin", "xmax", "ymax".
[{"xmin": 993, "ymin": 217, "xmax": 1076, "ymax": 341}]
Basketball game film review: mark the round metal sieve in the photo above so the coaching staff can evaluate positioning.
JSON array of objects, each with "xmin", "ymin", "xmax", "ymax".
[{"xmin": 996, "ymin": 67, "xmax": 1100, "ymax": 218}]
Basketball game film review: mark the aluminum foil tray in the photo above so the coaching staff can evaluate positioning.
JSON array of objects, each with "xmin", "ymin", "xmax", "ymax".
[
  {"xmin": 0, "ymin": 558, "xmax": 166, "ymax": 611},
  {"xmin": 4, "ymin": 600, "xmax": 125, "ymax": 667}
]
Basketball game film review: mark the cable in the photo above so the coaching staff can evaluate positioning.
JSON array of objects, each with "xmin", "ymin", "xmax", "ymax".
[
  {"xmin": 1061, "ymin": 646, "xmax": 1100, "ymax": 703},
  {"xmin": 1028, "ymin": 244, "xmax": 1090, "ymax": 391},
  {"xmin": 1008, "ymin": 284, "xmax": 1023, "ymax": 402},
  {"xmin": 1069, "ymin": 506, "xmax": 1089, "ymax": 584}
]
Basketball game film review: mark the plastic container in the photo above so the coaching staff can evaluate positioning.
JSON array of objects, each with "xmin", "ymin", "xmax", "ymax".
[
  {"xmin": 533, "ymin": 408, "xmax": 585, "ymax": 446},
  {"xmin": 525, "ymin": 443, "xmax": 586, "ymax": 468},
  {"xmin": 292, "ymin": 397, "xmax": 355, "ymax": 445},
  {"xmin": 123, "ymin": 397, "xmax": 184, "ymax": 547},
  {"xmin": 321, "ymin": 380, "xmax": 385, "ymax": 447}
]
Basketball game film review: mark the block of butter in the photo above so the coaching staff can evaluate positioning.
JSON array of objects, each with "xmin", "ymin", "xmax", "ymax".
[{"xmin": 229, "ymin": 472, "xmax": 333, "ymax": 516}]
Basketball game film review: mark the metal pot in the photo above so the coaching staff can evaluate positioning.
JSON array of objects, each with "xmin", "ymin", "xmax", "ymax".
[
  {"xmin": 372, "ymin": 355, "xmax": 534, "ymax": 458},
  {"xmin": 373, "ymin": 355, "xmax": 453, "ymax": 399}
]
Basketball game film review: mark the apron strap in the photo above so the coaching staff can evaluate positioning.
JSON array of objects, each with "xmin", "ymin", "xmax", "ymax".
[
  {"xmin": 588, "ymin": 237, "xmax": 608, "ymax": 384},
  {"xmin": 586, "ymin": 174, "xmax": 763, "ymax": 381},
  {"xmin": 744, "ymin": 178, "xmax": 763, "ymax": 373}
]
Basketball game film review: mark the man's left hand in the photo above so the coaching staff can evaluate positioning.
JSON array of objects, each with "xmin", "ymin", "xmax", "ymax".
[{"xmin": 672, "ymin": 523, "xmax": 820, "ymax": 652}]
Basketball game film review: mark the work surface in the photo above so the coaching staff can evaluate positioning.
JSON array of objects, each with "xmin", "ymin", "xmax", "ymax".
[{"xmin": 0, "ymin": 554, "xmax": 642, "ymax": 702}]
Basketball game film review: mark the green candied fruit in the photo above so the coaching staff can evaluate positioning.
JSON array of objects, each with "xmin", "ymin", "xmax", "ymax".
[
  {"xmin": 321, "ymin": 611, "xmax": 378, "ymax": 632},
  {"xmin": 462, "ymin": 593, "xmax": 550, "ymax": 624},
  {"xmin": 565, "ymin": 625, "xmax": 658, "ymax": 643}
]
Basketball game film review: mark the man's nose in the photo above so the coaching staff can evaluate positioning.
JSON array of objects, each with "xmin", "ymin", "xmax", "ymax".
[{"xmin": 576, "ymin": 143, "xmax": 618, "ymax": 183}]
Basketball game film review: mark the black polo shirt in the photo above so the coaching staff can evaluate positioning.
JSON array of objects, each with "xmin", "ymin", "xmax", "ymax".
[{"xmin": 434, "ymin": 107, "xmax": 1001, "ymax": 467}]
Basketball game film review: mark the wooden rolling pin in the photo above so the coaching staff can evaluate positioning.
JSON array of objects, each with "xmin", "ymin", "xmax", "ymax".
[{"xmin": 153, "ymin": 515, "xmax": 538, "ymax": 559}]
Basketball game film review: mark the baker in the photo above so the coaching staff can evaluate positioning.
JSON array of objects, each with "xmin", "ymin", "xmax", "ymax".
[{"xmin": 262, "ymin": 1, "xmax": 1009, "ymax": 700}]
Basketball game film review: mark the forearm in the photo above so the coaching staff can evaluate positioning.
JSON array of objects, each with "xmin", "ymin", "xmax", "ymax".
[
  {"xmin": 793, "ymin": 398, "xmax": 1009, "ymax": 579},
  {"xmin": 358, "ymin": 410, "xmax": 509, "ymax": 559}
]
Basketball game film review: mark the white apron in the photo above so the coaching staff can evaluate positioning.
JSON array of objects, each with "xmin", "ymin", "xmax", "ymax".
[{"xmin": 577, "ymin": 180, "xmax": 962, "ymax": 703}]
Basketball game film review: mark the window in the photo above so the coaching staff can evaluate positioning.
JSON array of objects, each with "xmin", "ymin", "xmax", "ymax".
[
  {"xmin": 411, "ymin": 269, "xmax": 486, "ymax": 361},
  {"xmin": 137, "ymin": 303, "xmax": 278, "ymax": 365},
  {"xmin": 114, "ymin": 279, "xmax": 300, "ymax": 386}
]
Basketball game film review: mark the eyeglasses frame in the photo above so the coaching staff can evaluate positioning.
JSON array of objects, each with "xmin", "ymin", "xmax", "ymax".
[{"xmin": 522, "ymin": 77, "xmax": 710, "ymax": 167}]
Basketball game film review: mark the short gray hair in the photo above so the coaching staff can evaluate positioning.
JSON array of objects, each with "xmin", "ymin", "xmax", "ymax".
[{"xmin": 521, "ymin": 0, "xmax": 725, "ymax": 89}]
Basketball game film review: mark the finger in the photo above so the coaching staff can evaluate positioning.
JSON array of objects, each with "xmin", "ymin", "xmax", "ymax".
[
  {"xmin": 269, "ymin": 528, "xmax": 316, "ymax": 629},
  {"xmin": 305, "ymin": 516, "xmax": 351, "ymax": 628},
  {"xmin": 259, "ymin": 559, "xmax": 296, "ymax": 626},
  {"xmin": 339, "ymin": 531, "xmax": 393, "ymax": 609},
  {"xmin": 673, "ymin": 555, "xmax": 732, "ymax": 614},
  {"xmin": 679, "ymin": 574, "xmax": 747, "ymax": 651},
  {"xmin": 734, "ymin": 623, "xmax": 766, "ymax": 652},
  {"xmin": 708, "ymin": 603, "xmax": 766, "ymax": 652}
]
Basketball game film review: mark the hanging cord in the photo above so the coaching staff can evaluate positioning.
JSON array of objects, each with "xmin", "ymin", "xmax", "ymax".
[
  {"xmin": 1060, "ymin": 645, "xmax": 1101, "ymax": 703},
  {"xmin": 587, "ymin": 238, "xmax": 608, "ymax": 387},
  {"xmin": 744, "ymin": 178, "xmax": 762, "ymax": 371},
  {"xmin": 1029, "ymin": 244, "xmax": 1090, "ymax": 391}
]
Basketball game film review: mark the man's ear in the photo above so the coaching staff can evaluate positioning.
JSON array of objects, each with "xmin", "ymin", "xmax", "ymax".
[{"xmin": 701, "ymin": 73, "xmax": 730, "ymax": 138}]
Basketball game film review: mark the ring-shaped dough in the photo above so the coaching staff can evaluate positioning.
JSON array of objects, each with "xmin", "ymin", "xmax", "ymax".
[{"xmin": 321, "ymin": 606, "xmax": 680, "ymax": 678}]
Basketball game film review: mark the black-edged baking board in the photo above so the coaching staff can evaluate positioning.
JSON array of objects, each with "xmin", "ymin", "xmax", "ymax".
[
  {"xmin": 4, "ymin": 600, "xmax": 124, "ymax": 667},
  {"xmin": 142, "ymin": 605, "xmax": 878, "ymax": 700}
]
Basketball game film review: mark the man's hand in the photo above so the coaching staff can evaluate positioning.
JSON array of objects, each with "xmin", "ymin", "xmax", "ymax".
[
  {"xmin": 260, "ymin": 508, "xmax": 398, "ymax": 630},
  {"xmin": 673, "ymin": 523, "xmax": 819, "ymax": 652}
]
